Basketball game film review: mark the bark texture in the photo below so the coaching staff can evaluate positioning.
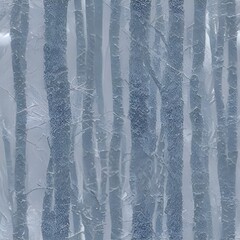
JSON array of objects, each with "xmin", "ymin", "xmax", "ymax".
[
  {"xmin": 109, "ymin": 0, "xmax": 124, "ymax": 239},
  {"xmin": 10, "ymin": 0, "xmax": 29, "ymax": 239},
  {"xmin": 161, "ymin": 1, "xmax": 184, "ymax": 239},
  {"xmin": 129, "ymin": 1, "xmax": 154, "ymax": 239},
  {"xmin": 43, "ymin": 1, "xmax": 72, "ymax": 239}
]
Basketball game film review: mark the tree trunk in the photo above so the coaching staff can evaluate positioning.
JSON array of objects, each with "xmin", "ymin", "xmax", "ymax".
[
  {"xmin": 212, "ymin": 0, "xmax": 231, "ymax": 239},
  {"xmin": 225, "ymin": 0, "xmax": 238, "ymax": 238},
  {"xmin": 41, "ymin": 144, "xmax": 55, "ymax": 240},
  {"xmin": 161, "ymin": 0, "xmax": 184, "ymax": 239},
  {"xmin": 94, "ymin": 0, "xmax": 103, "ymax": 112},
  {"xmin": 93, "ymin": 1, "xmax": 108, "ymax": 239},
  {"xmin": 129, "ymin": 1, "xmax": 154, "ymax": 239},
  {"xmin": 71, "ymin": 1, "xmax": 86, "ymax": 238},
  {"xmin": 43, "ymin": 1, "xmax": 72, "ymax": 239},
  {"xmin": 82, "ymin": 1, "xmax": 100, "ymax": 239},
  {"xmin": 2, "ymin": 121, "xmax": 14, "ymax": 235},
  {"xmin": 190, "ymin": 1, "xmax": 212, "ymax": 239},
  {"xmin": 10, "ymin": 0, "xmax": 29, "ymax": 239},
  {"xmin": 109, "ymin": 0, "xmax": 123, "ymax": 239},
  {"xmin": 153, "ymin": 1, "xmax": 165, "ymax": 237},
  {"xmin": 74, "ymin": 0, "xmax": 86, "ymax": 106},
  {"xmin": 69, "ymin": 130, "xmax": 82, "ymax": 240},
  {"xmin": 200, "ymin": 78, "xmax": 213, "ymax": 239}
]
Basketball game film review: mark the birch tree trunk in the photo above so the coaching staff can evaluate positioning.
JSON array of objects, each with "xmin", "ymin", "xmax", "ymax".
[
  {"xmin": 10, "ymin": 0, "xmax": 29, "ymax": 239},
  {"xmin": 109, "ymin": 0, "xmax": 123, "ymax": 239},
  {"xmin": 43, "ymin": 1, "xmax": 72, "ymax": 239},
  {"xmin": 161, "ymin": 0, "xmax": 184, "ymax": 239}
]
